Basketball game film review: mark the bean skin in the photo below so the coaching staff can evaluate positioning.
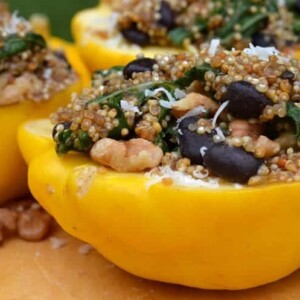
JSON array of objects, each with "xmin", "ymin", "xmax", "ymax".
[
  {"xmin": 121, "ymin": 25, "xmax": 150, "ymax": 46},
  {"xmin": 178, "ymin": 117, "xmax": 214, "ymax": 165},
  {"xmin": 222, "ymin": 81, "xmax": 272, "ymax": 119},
  {"xmin": 203, "ymin": 144, "xmax": 263, "ymax": 183},
  {"xmin": 123, "ymin": 58, "xmax": 156, "ymax": 79}
]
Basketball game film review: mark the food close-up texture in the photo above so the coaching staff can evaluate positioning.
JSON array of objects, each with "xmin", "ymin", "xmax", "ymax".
[{"xmin": 2, "ymin": 0, "xmax": 300, "ymax": 299}]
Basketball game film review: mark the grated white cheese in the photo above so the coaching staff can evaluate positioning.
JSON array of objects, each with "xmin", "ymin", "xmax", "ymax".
[
  {"xmin": 200, "ymin": 146, "xmax": 208, "ymax": 157},
  {"xmin": 174, "ymin": 88, "xmax": 187, "ymax": 99},
  {"xmin": 145, "ymin": 87, "xmax": 176, "ymax": 103},
  {"xmin": 208, "ymin": 39, "xmax": 220, "ymax": 56},
  {"xmin": 120, "ymin": 100, "xmax": 142, "ymax": 115},
  {"xmin": 145, "ymin": 166, "xmax": 220, "ymax": 189},
  {"xmin": 215, "ymin": 127, "xmax": 226, "ymax": 142},
  {"xmin": 243, "ymin": 43, "xmax": 282, "ymax": 61},
  {"xmin": 4, "ymin": 11, "xmax": 32, "ymax": 35},
  {"xmin": 43, "ymin": 68, "xmax": 52, "ymax": 80},
  {"xmin": 176, "ymin": 105, "xmax": 207, "ymax": 124},
  {"xmin": 107, "ymin": 13, "xmax": 119, "ymax": 34},
  {"xmin": 212, "ymin": 100, "xmax": 229, "ymax": 128},
  {"xmin": 159, "ymin": 100, "xmax": 173, "ymax": 109}
]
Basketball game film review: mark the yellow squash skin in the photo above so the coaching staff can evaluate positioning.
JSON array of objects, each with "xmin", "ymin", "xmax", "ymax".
[
  {"xmin": 22, "ymin": 120, "xmax": 300, "ymax": 290},
  {"xmin": 71, "ymin": 3, "xmax": 180, "ymax": 72},
  {"xmin": 0, "ymin": 83, "xmax": 81, "ymax": 204},
  {"xmin": 0, "ymin": 36, "xmax": 90, "ymax": 204}
]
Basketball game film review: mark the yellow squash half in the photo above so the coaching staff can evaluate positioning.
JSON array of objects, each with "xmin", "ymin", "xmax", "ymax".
[
  {"xmin": 71, "ymin": 3, "xmax": 180, "ymax": 72},
  {"xmin": 19, "ymin": 119, "xmax": 300, "ymax": 290},
  {"xmin": 0, "ymin": 41, "xmax": 90, "ymax": 204}
]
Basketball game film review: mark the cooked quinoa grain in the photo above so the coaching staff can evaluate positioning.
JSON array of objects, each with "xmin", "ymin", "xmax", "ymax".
[{"xmin": 52, "ymin": 44, "xmax": 300, "ymax": 186}]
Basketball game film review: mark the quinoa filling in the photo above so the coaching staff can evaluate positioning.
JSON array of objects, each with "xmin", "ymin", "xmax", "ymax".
[
  {"xmin": 52, "ymin": 44, "xmax": 300, "ymax": 186},
  {"xmin": 108, "ymin": 0, "xmax": 299, "ymax": 50},
  {"xmin": 0, "ymin": 5, "xmax": 77, "ymax": 106}
]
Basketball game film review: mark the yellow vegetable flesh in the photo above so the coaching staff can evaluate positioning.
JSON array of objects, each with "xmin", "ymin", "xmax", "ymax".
[{"xmin": 19, "ymin": 119, "xmax": 300, "ymax": 290}]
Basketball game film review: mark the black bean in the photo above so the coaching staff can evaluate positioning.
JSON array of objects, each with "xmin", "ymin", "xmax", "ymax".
[
  {"xmin": 222, "ymin": 81, "xmax": 271, "ymax": 119},
  {"xmin": 178, "ymin": 117, "xmax": 215, "ymax": 165},
  {"xmin": 203, "ymin": 144, "xmax": 263, "ymax": 183},
  {"xmin": 52, "ymin": 121, "xmax": 71, "ymax": 138},
  {"xmin": 251, "ymin": 32, "xmax": 275, "ymax": 47},
  {"xmin": 280, "ymin": 70, "xmax": 295, "ymax": 80},
  {"xmin": 121, "ymin": 24, "xmax": 150, "ymax": 46},
  {"xmin": 158, "ymin": 1, "xmax": 176, "ymax": 30},
  {"xmin": 123, "ymin": 57, "xmax": 156, "ymax": 79}
]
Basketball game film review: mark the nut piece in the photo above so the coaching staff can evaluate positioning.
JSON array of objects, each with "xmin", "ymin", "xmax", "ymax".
[
  {"xmin": 229, "ymin": 119, "xmax": 263, "ymax": 140},
  {"xmin": 90, "ymin": 138, "xmax": 163, "ymax": 172},
  {"xmin": 17, "ymin": 210, "xmax": 52, "ymax": 242},
  {"xmin": 172, "ymin": 92, "xmax": 218, "ymax": 118}
]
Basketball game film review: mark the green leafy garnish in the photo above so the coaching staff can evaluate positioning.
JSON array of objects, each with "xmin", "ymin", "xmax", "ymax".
[
  {"xmin": 175, "ymin": 63, "xmax": 218, "ymax": 89},
  {"xmin": 168, "ymin": 27, "xmax": 192, "ymax": 46},
  {"xmin": 287, "ymin": 102, "xmax": 300, "ymax": 140},
  {"xmin": 0, "ymin": 33, "xmax": 46, "ymax": 60}
]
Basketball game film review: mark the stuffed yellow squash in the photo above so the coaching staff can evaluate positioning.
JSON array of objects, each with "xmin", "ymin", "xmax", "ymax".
[
  {"xmin": 20, "ymin": 44, "xmax": 300, "ymax": 290},
  {"xmin": 72, "ymin": 0, "xmax": 299, "ymax": 71},
  {"xmin": 0, "ymin": 3, "xmax": 89, "ymax": 203}
]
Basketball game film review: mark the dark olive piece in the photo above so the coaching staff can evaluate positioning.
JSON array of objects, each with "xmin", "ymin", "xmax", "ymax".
[
  {"xmin": 252, "ymin": 32, "xmax": 275, "ymax": 47},
  {"xmin": 222, "ymin": 81, "xmax": 272, "ymax": 119},
  {"xmin": 52, "ymin": 121, "xmax": 72, "ymax": 138},
  {"xmin": 123, "ymin": 57, "xmax": 156, "ymax": 79},
  {"xmin": 178, "ymin": 117, "xmax": 215, "ymax": 165},
  {"xmin": 203, "ymin": 144, "xmax": 263, "ymax": 183},
  {"xmin": 158, "ymin": 1, "xmax": 176, "ymax": 30},
  {"xmin": 280, "ymin": 70, "xmax": 295, "ymax": 80},
  {"xmin": 121, "ymin": 24, "xmax": 150, "ymax": 46}
]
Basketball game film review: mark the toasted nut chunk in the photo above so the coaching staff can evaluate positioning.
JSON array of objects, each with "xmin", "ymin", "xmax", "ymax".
[
  {"xmin": 90, "ymin": 138, "xmax": 163, "ymax": 172},
  {"xmin": 17, "ymin": 210, "xmax": 52, "ymax": 241},
  {"xmin": 172, "ymin": 92, "xmax": 218, "ymax": 118},
  {"xmin": 229, "ymin": 119, "xmax": 263, "ymax": 140}
]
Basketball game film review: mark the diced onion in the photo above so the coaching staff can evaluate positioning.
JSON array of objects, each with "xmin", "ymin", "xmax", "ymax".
[
  {"xmin": 208, "ymin": 39, "xmax": 220, "ymax": 56},
  {"xmin": 120, "ymin": 100, "xmax": 142, "ymax": 115}
]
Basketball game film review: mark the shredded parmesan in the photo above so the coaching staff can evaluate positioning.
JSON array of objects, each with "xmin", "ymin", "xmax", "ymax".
[
  {"xmin": 120, "ymin": 100, "xmax": 142, "ymax": 115},
  {"xmin": 145, "ymin": 166, "xmax": 220, "ymax": 189},
  {"xmin": 145, "ymin": 87, "xmax": 176, "ymax": 103},
  {"xmin": 174, "ymin": 88, "xmax": 186, "ymax": 99},
  {"xmin": 176, "ymin": 105, "xmax": 207, "ymax": 124},
  {"xmin": 215, "ymin": 127, "xmax": 226, "ymax": 142},
  {"xmin": 159, "ymin": 100, "xmax": 173, "ymax": 109},
  {"xmin": 243, "ymin": 43, "xmax": 282, "ymax": 61},
  {"xmin": 212, "ymin": 101, "xmax": 229, "ymax": 128},
  {"xmin": 4, "ymin": 11, "xmax": 31, "ymax": 35},
  {"xmin": 208, "ymin": 39, "xmax": 220, "ymax": 56},
  {"xmin": 200, "ymin": 146, "xmax": 208, "ymax": 157}
]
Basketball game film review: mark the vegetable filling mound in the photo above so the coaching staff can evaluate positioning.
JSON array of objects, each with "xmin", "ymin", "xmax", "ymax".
[
  {"xmin": 0, "ymin": 4, "xmax": 77, "ymax": 106},
  {"xmin": 52, "ymin": 44, "xmax": 300, "ymax": 186}
]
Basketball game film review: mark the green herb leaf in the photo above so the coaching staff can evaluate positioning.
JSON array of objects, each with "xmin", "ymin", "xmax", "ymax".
[
  {"xmin": 168, "ymin": 27, "xmax": 192, "ymax": 46},
  {"xmin": 287, "ymin": 102, "xmax": 300, "ymax": 139},
  {"xmin": 0, "ymin": 33, "xmax": 46, "ymax": 60},
  {"xmin": 175, "ymin": 63, "xmax": 217, "ymax": 89}
]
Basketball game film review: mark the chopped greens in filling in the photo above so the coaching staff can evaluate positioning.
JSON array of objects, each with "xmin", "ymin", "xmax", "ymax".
[
  {"xmin": 52, "ymin": 45, "xmax": 300, "ymax": 186},
  {"xmin": 109, "ymin": 0, "xmax": 299, "ymax": 50}
]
